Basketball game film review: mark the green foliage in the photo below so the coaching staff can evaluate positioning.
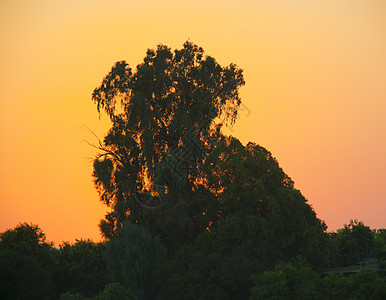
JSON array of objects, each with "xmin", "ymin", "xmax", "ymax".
[
  {"xmin": 250, "ymin": 261, "xmax": 386, "ymax": 300},
  {"xmin": 91, "ymin": 41, "xmax": 245, "ymax": 239},
  {"xmin": 156, "ymin": 239, "xmax": 250, "ymax": 300},
  {"xmin": 200, "ymin": 137, "xmax": 327, "ymax": 269},
  {"xmin": 0, "ymin": 223, "xmax": 56, "ymax": 299},
  {"xmin": 349, "ymin": 268, "xmax": 386, "ymax": 300},
  {"xmin": 374, "ymin": 229, "xmax": 386, "ymax": 269},
  {"xmin": 250, "ymin": 258, "xmax": 322, "ymax": 300},
  {"xmin": 250, "ymin": 268, "xmax": 290, "ymax": 300},
  {"xmin": 0, "ymin": 249, "xmax": 54, "ymax": 300},
  {"xmin": 326, "ymin": 220, "xmax": 375, "ymax": 267},
  {"xmin": 2, "ymin": 219, "xmax": 383, "ymax": 299},
  {"xmin": 0, "ymin": 222, "xmax": 54, "ymax": 262},
  {"xmin": 86, "ymin": 42, "xmax": 386, "ymax": 299},
  {"xmin": 93, "ymin": 283, "xmax": 137, "ymax": 300},
  {"xmin": 105, "ymin": 221, "xmax": 167, "ymax": 300},
  {"xmin": 58, "ymin": 292, "xmax": 89, "ymax": 300},
  {"xmin": 56, "ymin": 239, "xmax": 109, "ymax": 297},
  {"xmin": 319, "ymin": 273, "xmax": 350, "ymax": 300},
  {"xmin": 153, "ymin": 136, "xmax": 327, "ymax": 299},
  {"xmin": 261, "ymin": 188, "xmax": 327, "ymax": 267}
]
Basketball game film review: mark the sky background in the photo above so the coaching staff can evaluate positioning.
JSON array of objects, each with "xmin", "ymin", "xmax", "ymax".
[{"xmin": 1, "ymin": 0, "xmax": 385, "ymax": 245}]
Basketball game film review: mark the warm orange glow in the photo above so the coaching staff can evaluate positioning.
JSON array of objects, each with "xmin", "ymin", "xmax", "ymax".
[{"xmin": 1, "ymin": 0, "xmax": 385, "ymax": 244}]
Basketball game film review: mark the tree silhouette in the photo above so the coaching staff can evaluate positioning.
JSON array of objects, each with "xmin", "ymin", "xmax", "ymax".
[
  {"xmin": 0, "ymin": 223, "xmax": 56, "ymax": 299},
  {"xmin": 327, "ymin": 219, "xmax": 375, "ymax": 267},
  {"xmin": 55, "ymin": 239, "xmax": 109, "ymax": 297},
  {"xmin": 92, "ymin": 41, "xmax": 244, "ymax": 239},
  {"xmin": 89, "ymin": 41, "xmax": 334, "ymax": 299}
]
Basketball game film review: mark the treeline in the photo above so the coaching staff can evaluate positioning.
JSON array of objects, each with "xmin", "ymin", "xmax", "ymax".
[
  {"xmin": 0, "ymin": 223, "xmax": 131, "ymax": 299},
  {"xmin": 0, "ymin": 220, "xmax": 385, "ymax": 299},
  {"xmin": 3, "ymin": 42, "xmax": 385, "ymax": 299}
]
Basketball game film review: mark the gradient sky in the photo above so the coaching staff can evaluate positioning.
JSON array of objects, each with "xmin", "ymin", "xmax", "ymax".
[{"xmin": 1, "ymin": 0, "xmax": 385, "ymax": 245}]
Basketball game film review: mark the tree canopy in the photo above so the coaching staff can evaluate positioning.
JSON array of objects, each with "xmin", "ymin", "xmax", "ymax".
[
  {"xmin": 1, "ymin": 221, "xmax": 385, "ymax": 299},
  {"xmin": 91, "ymin": 41, "xmax": 326, "ymax": 269},
  {"xmin": 2, "ymin": 40, "xmax": 385, "ymax": 299},
  {"xmin": 92, "ymin": 41, "xmax": 244, "ymax": 239},
  {"xmin": 0, "ymin": 223, "xmax": 56, "ymax": 300},
  {"xmin": 79, "ymin": 41, "xmax": 386, "ymax": 299}
]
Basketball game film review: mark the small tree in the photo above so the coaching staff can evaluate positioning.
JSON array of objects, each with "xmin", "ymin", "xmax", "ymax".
[
  {"xmin": 0, "ymin": 222, "xmax": 53, "ymax": 259},
  {"xmin": 0, "ymin": 223, "xmax": 56, "ymax": 299},
  {"xmin": 56, "ymin": 239, "xmax": 109, "ymax": 297},
  {"xmin": 333, "ymin": 220, "xmax": 375, "ymax": 266}
]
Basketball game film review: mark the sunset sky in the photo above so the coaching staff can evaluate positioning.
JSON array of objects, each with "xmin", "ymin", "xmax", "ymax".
[{"xmin": 1, "ymin": 0, "xmax": 385, "ymax": 245}]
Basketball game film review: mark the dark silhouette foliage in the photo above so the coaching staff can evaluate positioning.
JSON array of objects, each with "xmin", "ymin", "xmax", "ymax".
[
  {"xmin": 55, "ymin": 239, "xmax": 109, "ymax": 297},
  {"xmin": 105, "ymin": 222, "xmax": 166, "ymax": 300},
  {"xmin": 250, "ymin": 258, "xmax": 322, "ymax": 300},
  {"xmin": 326, "ymin": 219, "xmax": 375, "ymax": 268},
  {"xmin": 91, "ymin": 41, "xmax": 245, "ymax": 239},
  {"xmin": 89, "ymin": 41, "xmax": 329, "ymax": 299},
  {"xmin": 93, "ymin": 283, "xmax": 138, "ymax": 300},
  {"xmin": 3, "ymin": 42, "xmax": 385, "ymax": 299},
  {"xmin": 0, "ymin": 223, "xmax": 56, "ymax": 299}
]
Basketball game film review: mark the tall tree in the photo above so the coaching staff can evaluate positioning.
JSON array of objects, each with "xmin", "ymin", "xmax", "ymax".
[{"xmin": 92, "ymin": 41, "xmax": 244, "ymax": 238}]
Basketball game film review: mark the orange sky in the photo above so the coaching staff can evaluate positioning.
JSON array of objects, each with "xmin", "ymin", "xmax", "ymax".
[{"xmin": 1, "ymin": 0, "xmax": 385, "ymax": 245}]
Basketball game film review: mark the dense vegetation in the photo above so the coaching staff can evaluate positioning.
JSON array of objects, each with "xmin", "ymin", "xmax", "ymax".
[
  {"xmin": 2, "ymin": 42, "xmax": 385, "ymax": 299},
  {"xmin": 1, "ymin": 220, "xmax": 385, "ymax": 299}
]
